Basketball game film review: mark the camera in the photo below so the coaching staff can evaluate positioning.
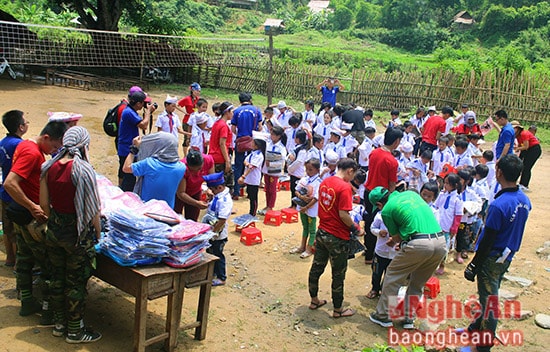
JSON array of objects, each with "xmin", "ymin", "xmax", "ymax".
[
  {"xmin": 292, "ymin": 187, "xmax": 309, "ymax": 207},
  {"xmin": 147, "ymin": 102, "xmax": 158, "ymax": 109}
]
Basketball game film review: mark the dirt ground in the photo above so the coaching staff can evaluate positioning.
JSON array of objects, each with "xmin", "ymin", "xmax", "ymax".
[{"xmin": 0, "ymin": 79, "xmax": 549, "ymax": 352}]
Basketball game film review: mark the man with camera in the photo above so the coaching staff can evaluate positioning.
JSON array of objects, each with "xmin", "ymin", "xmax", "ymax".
[
  {"xmin": 463, "ymin": 154, "xmax": 531, "ymax": 352},
  {"xmin": 117, "ymin": 90, "xmax": 157, "ymax": 192}
]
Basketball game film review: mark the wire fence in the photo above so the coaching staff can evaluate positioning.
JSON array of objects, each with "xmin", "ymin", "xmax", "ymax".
[{"xmin": 2, "ymin": 20, "xmax": 550, "ymax": 123}]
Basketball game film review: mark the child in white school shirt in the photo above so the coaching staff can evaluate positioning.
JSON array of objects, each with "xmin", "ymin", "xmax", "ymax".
[
  {"xmin": 314, "ymin": 110, "xmax": 333, "ymax": 147},
  {"xmin": 453, "ymin": 138, "xmax": 473, "ymax": 170},
  {"xmin": 238, "ymin": 137, "xmax": 266, "ymax": 216},
  {"xmin": 434, "ymin": 172, "xmax": 463, "ymax": 275},
  {"xmin": 431, "ymin": 136, "xmax": 453, "ymax": 176},
  {"xmin": 289, "ymin": 159, "xmax": 321, "ymax": 259},
  {"xmin": 307, "ymin": 133, "xmax": 325, "ymax": 166}
]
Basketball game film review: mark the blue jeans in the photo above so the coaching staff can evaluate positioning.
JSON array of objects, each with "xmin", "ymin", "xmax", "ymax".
[
  {"xmin": 233, "ymin": 151, "xmax": 246, "ymax": 197},
  {"xmin": 207, "ymin": 239, "xmax": 227, "ymax": 281},
  {"xmin": 468, "ymin": 256, "xmax": 511, "ymax": 352}
]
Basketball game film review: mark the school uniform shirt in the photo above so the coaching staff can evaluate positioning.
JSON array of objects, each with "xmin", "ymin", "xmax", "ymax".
[
  {"xmin": 190, "ymin": 124, "xmax": 207, "ymax": 153},
  {"xmin": 434, "ymin": 190, "xmax": 463, "ymax": 232},
  {"xmin": 273, "ymin": 108, "xmax": 292, "ymax": 129},
  {"xmin": 307, "ymin": 146, "xmax": 324, "ymax": 166},
  {"xmin": 431, "ymin": 147, "xmax": 453, "ymax": 175},
  {"xmin": 339, "ymin": 134, "xmax": 358, "ymax": 155},
  {"xmin": 296, "ymin": 174, "xmax": 321, "ymax": 218},
  {"xmin": 357, "ymin": 137, "xmax": 374, "ymax": 168},
  {"xmin": 409, "ymin": 114, "xmax": 427, "ymax": 131},
  {"xmin": 459, "ymin": 187, "xmax": 481, "ymax": 224},
  {"xmin": 473, "ymin": 177, "xmax": 491, "ymax": 201},
  {"xmin": 486, "ymin": 161, "xmax": 496, "ymax": 187},
  {"xmin": 316, "ymin": 110, "xmax": 329, "ymax": 126},
  {"xmin": 320, "ymin": 166, "xmax": 336, "ymax": 181},
  {"xmin": 300, "ymin": 120, "xmax": 312, "ymax": 132},
  {"xmin": 244, "ymin": 150, "xmax": 264, "ymax": 186},
  {"xmin": 155, "ymin": 110, "xmax": 182, "ymax": 139},
  {"xmin": 302, "ymin": 109, "xmax": 316, "ymax": 128},
  {"xmin": 206, "ymin": 187, "xmax": 233, "ymax": 241},
  {"xmin": 445, "ymin": 117, "xmax": 455, "ymax": 135},
  {"xmin": 453, "ymin": 152, "xmax": 473, "ymax": 169},
  {"xmin": 263, "ymin": 140, "xmax": 287, "ymax": 176},
  {"xmin": 331, "ymin": 115, "xmax": 342, "ymax": 129},
  {"xmin": 324, "ymin": 141, "xmax": 347, "ymax": 160},
  {"xmin": 397, "ymin": 155, "xmax": 411, "ymax": 182},
  {"xmin": 370, "ymin": 212, "xmax": 397, "ymax": 260},
  {"xmin": 285, "ymin": 127, "xmax": 300, "ymax": 152},
  {"xmin": 467, "ymin": 143, "xmax": 482, "ymax": 165},
  {"xmin": 401, "ymin": 132, "xmax": 415, "ymax": 147},
  {"xmin": 406, "ymin": 158, "xmax": 429, "ymax": 191},
  {"xmin": 314, "ymin": 121, "xmax": 332, "ymax": 146},
  {"xmin": 364, "ymin": 119, "xmax": 376, "ymax": 129},
  {"xmin": 287, "ymin": 146, "xmax": 308, "ymax": 178},
  {"xmin": 372, "ymin": 133, "xmax": 385, "ymax": 148}
]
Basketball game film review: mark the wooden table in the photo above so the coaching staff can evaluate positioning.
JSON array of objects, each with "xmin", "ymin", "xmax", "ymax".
[{"xmin": 94, "ymin": 253, "xmax": 218, "ymax": 352}]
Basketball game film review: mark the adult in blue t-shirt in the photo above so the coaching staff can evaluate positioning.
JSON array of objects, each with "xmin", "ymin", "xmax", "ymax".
[
  {"xmin": 493, "ymin": 109, "xmax": 515, "ymax": 160},
  {"xmin": 0, "ymin": 110, "xmax": 28, "ymax": 266},
  {"xmin": 123, "ymin": 132, "xmax": 186, "ymax": 209},
  {"xmin": 316, "ymin": 78, "xmax": 346, "ymax": 107},
  {"xmin": 230, "ymin": 92, "xmax": 263, "ymax": 199},
  {"xmin": 117, "ymin": 91, "xmax": 156, "ymax": 191},
  {"xmin": 464, "ymin": 154, "xmax": 531, "ymax": 352}
]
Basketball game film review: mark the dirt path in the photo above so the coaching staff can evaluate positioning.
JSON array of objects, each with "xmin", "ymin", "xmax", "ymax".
[{"xmin": 0, "ymin": 80, "xmax": 549, "ymax": 351}]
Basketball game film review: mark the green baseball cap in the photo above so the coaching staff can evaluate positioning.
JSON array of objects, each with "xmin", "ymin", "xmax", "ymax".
[{"xmin": 368, "ymin": 186, "xmax": 389, "ymax": 207}]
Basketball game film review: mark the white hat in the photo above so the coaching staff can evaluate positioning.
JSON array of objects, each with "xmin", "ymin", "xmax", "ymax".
[
  {"xmin": 325, "ymin": 150, "xmax": 339, "ymax": 164},
  {"xmin": 195, "ymin": 113, "xmax": 209, "ymax": 125},
  {"xmin": 252, "ymin": 131, "xmax": 270, "ymax": 142},
  {"xmin": 277, "ymin": 101, "xmax": 287, "ymax": 109},
  {"xmin": 330, "ymin": 128, "xmax": 343, "ymax": 137},
  {"xmin": 400, "ymin": 142, "xmax": 413, "ymax": 153},
  {"xmin": 428, "ymin": 106, "xmax": 437, "ymax": 112},
  {"xmin": 340, "ymin": 122, "xmax": 353, "ymax": 130},
  {"xmin": 47, "ymin": 111, "xmax": 82, "ymax": 123},
  {"xmin": 165, "ymin": 94, "xmax": 178, "ymax": 104}
]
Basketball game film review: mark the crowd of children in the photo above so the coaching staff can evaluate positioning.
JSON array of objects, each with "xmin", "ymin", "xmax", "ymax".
[{"xmin": 150, "ymin": 87, "xmax": 530, "ymax": 293}]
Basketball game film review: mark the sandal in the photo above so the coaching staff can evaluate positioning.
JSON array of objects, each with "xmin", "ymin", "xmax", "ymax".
[
  {"xmin": 300, "ymin": 251, "xmax": 313, "ymax": 259},
  {"xmin": 289, "ymin": 247, "xmax": 305, "ymax": 254},
  {"xmin": 461, "ymin": 251, "xmax": 469, "ymax": 259},
  {"xmin": 333, "ymin": 308, "xmax": 356, "ymax": 318},
  {"xmin": 366, "ymin": 290, "xmax": 380, "ymax": 299},
  {"xmin": 308, "ymin": 299, "xmax": 327, "ymax": 310}
]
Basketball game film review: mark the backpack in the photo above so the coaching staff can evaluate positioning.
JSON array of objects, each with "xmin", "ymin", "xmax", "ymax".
[{"xmin": 103, "ymin": 101, "xmax": 127, "ymax": 137}]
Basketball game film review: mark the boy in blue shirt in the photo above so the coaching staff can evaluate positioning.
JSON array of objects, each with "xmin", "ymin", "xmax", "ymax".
[
  {"xmin": 464, "ymin": 154, "xmax": 531, "ymax": 352},
  {"xmin": 0, "ymin": 110, "xmax": 28, "ymax": 266}
]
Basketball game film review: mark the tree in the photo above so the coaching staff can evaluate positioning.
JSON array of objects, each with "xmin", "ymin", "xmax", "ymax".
[
  {"xmin": 331, "ymin": 5, "xmax": 354, "ymax": 30},
  {"xmin": 47, "ymin": 0, "xmax": 130, "ymax": 31}
]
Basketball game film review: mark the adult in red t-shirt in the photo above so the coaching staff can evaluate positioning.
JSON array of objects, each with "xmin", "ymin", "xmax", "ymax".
[
  {"xmin": 3, "ymin": 120, "xmax": 66, "ymax": 317},
  {"xmin": 420, "ymin": 112, "xmax": 446, "ymax": 154},
  {"xmin": 513, "ymin": 122, "xmax": 541, "ymax": 189},
  {"xmin": 175, "ymin": 150, "xmax": 215, "ymax": 221},
  {"xmin": 308, "ymin": 158, "xmax": 363, "ymax": 318},
  {"xmin": 177, "ymin": 82, "xmax": 201, "ymax": 154},
  {"xmin": 363, "ymin": 127, "xmax": 402, "ymax": 263},
  {"xmin": 208, "ymin": 102, "xmax": 234, "ymax": 191}
]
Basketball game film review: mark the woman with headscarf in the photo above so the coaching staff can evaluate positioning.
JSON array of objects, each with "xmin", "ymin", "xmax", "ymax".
[
  {"xmin": 39, "ymin": 126, "xmax": 102, "ymax": 343},
  {"xmin": 455, "ymin": 110, "xmax": 481, "ymax": 138},
  {"xmin": 122, "ymin": 132, "xmax": 186, "ymax": 208}
]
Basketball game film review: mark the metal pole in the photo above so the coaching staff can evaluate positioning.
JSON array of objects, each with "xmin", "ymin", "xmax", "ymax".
[{"xmin": 267, "ymin": 29, "xmax": 274, "ymax": 106}]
